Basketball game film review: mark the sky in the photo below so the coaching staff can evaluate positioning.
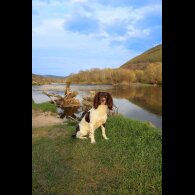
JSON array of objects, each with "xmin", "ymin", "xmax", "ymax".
[{"xmin": 32, "ymin": 0, "xmax": 162, "ymax": 76}]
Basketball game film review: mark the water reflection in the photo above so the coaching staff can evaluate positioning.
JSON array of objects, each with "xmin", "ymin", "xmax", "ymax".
[
  {"xmin": 79, "ymin": 85, "xmax": 162, "ymax": 116},
  {"xmin": 77, "ymin": 85, "xmax": 162, "ymax": 128},
  {"xmin": 32, "ymin": 84, "xmax": 162, "ymax": 128},
  {"xmin": 107, "ymin": 85, "xmax": 162, "ymax": 116}
]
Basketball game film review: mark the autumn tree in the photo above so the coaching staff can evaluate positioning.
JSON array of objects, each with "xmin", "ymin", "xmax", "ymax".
[
  {"xmin": 143, "ymin": 62, "xmax": 162, "ymax": 84},
  {"xmin": 128, "ymin": 70, "xmax": 136, "ymax": 83},
  {"xmin": 135, "ymin": 70, "xmax": 144, "ymax": 82}
]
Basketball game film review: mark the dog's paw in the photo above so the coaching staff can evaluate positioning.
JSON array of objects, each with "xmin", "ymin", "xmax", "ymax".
[{"xmin": 91, "ymin": 140, "xmax": 96, "ymax": 144}]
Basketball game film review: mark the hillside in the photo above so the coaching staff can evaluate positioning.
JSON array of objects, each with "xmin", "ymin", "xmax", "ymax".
[
  {"xmin": 32, "ymin": 74, "xmax": 66, "ymax": 85},
  {"xmin": 43, "ymin": 75, "xmax": 66, "ymax": 79},
  {"xmin": 120, "ymin": 44, "xmax": 162, "ymax": 70}
]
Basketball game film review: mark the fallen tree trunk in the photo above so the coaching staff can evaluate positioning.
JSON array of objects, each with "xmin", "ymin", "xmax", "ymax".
[
  {"xmin": 43, "ymin": 91, "xmax": 62, "ymax": 98},
  {"xmin": 83, "ymin": 96, "xmax": 94, "ymax": 101},
  {"xmin": 43, "ymin": 90, "xmax": 80, "ymax": 108}
]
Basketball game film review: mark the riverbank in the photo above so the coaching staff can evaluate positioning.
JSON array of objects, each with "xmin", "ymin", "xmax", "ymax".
[
  {"xmin": 32, "ymin": 111, "xmax": 162, "ymax": 194},
  {"xmin": 32, "ymin": 110, "xmax": 66, "ymax": 128},
  {"xmin": 32, "ymin": 82, "xmax": 161, "ymax": 87},
  {"xmin": 112, "ymin": 82, "xmax": 160, "ymax": 87},
  {"xmin": 32, "ymin": 102, "xmax": 66, "ymax": 128}
]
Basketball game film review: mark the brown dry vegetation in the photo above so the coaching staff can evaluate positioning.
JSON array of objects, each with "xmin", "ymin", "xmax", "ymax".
[{"xmin": 67, "ymin": 62, "xmax": 162, "ymax": 85}]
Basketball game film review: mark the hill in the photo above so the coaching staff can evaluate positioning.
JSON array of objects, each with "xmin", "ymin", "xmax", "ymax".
[
  {"xmin": 120, "ymin": 44, "xmax": 162, "ymax": 70},
  {"xmin": 32, "ymin": 73, "xmax": 66, "ymax": 85},
  {"xmin": 43, "ymin": 75, "xmax": 66, "ymax": 79}
]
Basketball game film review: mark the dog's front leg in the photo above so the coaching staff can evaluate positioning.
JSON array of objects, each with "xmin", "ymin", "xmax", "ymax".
[
  {"xmin": 89, "ymin": 124, "xmax": 96, "ymax": 144},
  {"xmin": 101, "ymin": 124, "xmax": 109, "ymax": 140}
]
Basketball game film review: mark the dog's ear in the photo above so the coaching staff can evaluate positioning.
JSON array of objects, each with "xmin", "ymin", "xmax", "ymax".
[
  {"xmin": 93, "ymin": 92, "xmax": 100, "ymax": 109},
  {"xmin": 107, "ymin": 92, "xmax": 113, "ymax": 110}
]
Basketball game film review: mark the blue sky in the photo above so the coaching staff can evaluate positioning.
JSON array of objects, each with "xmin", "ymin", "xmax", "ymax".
[{"xmin": 32, "ymin": 0, "xmax": 162, "ymax": 76}]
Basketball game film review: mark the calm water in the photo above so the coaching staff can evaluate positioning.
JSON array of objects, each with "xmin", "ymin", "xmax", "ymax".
[{"xmin": 32, "ymin": 84, "xmax": 162, "ymax": 129}]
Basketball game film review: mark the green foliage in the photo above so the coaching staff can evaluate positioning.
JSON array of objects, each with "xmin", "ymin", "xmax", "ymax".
[
  {"xmin": 32, "ymin": 102, "xmax": 56, "ymax": 113},
  {"xmin": 32, "ymin": 116, "xmax": 161, "ymax": 195}
]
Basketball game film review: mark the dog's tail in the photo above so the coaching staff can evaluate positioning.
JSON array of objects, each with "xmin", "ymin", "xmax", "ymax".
[{"xmin": 71, "ymin": 125, "xmax": 80, "ymax": 138}]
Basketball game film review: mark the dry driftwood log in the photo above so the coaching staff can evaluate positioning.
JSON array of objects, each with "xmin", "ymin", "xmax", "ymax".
[
  {"xmin": 82, "ymin": 91, "xmax": 95, "ymax": 108},
  {"xmin": 59, "ymin": 106, "xmax": 80, "ymax": 120},
  {"xmin": 42, "ymin": 81, "xmax": 80, "ymax": 108},
  {"xmin": 63, "ymin": 98, "xmax": 80, "ymax": 107},
  {"xmin": 83, "ymin": 96, "xmax": 94, "ymax": 101},
  {"xmin": 65, "ymin": 91, "xmax": 78, "ymax": 98},
  {"xmin": 43, "ymin": 90, "xmax": 80, "ymax": 108},
  {"xmin": 82, "ymin": 100, "xmax": 93, "ymax": 107}
]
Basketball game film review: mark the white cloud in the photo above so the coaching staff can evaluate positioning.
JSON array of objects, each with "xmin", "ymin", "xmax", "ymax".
[
  {"xmin": 32, "ymin": 0, "xmax": 49, "ymax": 8},
  {"xmin": 126, "ymin": 26, "xmax": 150, "ymax": 38},
  {"xmin": 70, "ymin": 0, "xmax": 88, "ymax": 3},
  {"xmin": 32, "ymin": 0, "xmax": 161, "ymax": 75},
  {"xmin": 32, "ymin": 19, "xmax": 64, "ymax": 35},
  {"xmin": 135, "ymin": 4, "xmax": 162, "ymax": 16}
]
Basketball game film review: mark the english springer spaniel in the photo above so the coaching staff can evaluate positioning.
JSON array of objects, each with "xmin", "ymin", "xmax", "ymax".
[{"xmin": 72, "ymin": 92, "xmax": 113, "ymax": 144}]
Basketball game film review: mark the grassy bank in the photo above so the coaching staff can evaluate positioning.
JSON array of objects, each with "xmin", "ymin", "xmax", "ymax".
[
  {"xmin": 32, "ymin": 102, "xmax": 56, "ymax": 113},
  {"xmin": 32, "ymin": 115, "xmax": 162, "ymax": 194}
]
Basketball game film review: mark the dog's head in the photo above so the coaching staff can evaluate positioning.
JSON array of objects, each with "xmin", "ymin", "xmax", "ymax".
[{"xmin": 93, "ymin": 92, "xmax": 113, "ymax": 110}]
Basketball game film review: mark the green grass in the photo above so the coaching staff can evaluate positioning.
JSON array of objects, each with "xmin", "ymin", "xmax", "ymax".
[
  {"xmin": 32, "ymin": 102, "xmax": 56, "ymax": 113},
  {"xmin": 32, "ymin": 115, "xmax": 162, "ymax": 195}
]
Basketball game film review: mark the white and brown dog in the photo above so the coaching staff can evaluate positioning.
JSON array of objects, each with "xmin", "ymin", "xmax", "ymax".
[{"xmin": 72, "ymin": 92, "xmax": 113, "ymax": 143}]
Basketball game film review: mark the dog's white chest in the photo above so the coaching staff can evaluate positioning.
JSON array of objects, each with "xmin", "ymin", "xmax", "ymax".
[{"xmin": 94, "ymin": 115, "xmax": 107, "ymax": 128}]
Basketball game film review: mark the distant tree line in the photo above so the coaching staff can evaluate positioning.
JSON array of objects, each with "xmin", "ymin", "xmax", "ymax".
[{"xmin": 66, "ymin": 62, "xmax": 162, "ymax": 85}]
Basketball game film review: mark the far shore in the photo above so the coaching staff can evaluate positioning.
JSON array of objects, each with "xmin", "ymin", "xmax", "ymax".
[
  {"xmin": 112, "ymin": 82, "xmax": 161, "ymax": 87},
  {"xmin": 32, "ymin": 82, "xmax": 161, "ymax": 87}
]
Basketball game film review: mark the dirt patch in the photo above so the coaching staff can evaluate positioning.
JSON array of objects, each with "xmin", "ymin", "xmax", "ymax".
[{"xmin": 32, "ymin": 110, "xmax": 66, "ymax": 128}]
